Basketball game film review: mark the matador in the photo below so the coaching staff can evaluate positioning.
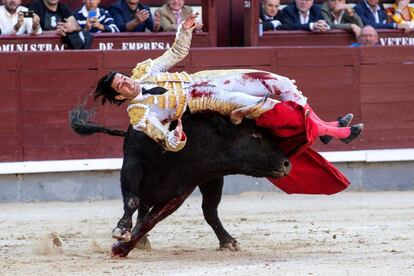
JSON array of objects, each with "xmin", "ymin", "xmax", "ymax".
[{"xmin": 94, "ymin": 13, "xmax": 363, "ymax": 152}]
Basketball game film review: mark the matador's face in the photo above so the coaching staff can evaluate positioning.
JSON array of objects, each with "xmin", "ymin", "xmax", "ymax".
[{"xmin": 112, "ymin": 73, "xmax": 142, "ymax": 101}]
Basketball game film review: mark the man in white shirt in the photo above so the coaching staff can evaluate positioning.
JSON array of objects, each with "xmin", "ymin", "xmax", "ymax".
[{"xmin": 0, "ymin": 0, "xmax": 42, "ymax": 35}]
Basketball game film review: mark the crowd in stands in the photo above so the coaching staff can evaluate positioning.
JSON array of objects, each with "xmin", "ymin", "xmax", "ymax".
[
  {"xmin": 0, "ymin": 0, "xmax": 200, "ymax": 39},
  {"xmin": 1, "ymin": 0, "xmax": 413, "ymax": 47},
  {"xmin": 260, "ymin": 0, "xmax": 414, "ymax": 45}
]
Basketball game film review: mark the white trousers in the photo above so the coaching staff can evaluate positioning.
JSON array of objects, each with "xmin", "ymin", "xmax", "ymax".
[{"xmin": 190, "ymin": 69, "xmax": 308, "ymax": 106}]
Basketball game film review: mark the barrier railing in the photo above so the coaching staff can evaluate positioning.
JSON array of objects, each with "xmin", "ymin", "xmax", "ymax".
[
  {"xmin": 0, "ymin": 31, "xmax": 215, "ymax": 52},
  {"xmin": 2, "ymin": 0, "xmax": 217, "ymax": 51},
  {"xmin": 244, "ymin": 0, "xmax": 413, "ymax": 46},
  {"xmin": 1, "ymin": 46, "xmax": 413, "ymax": 162}
]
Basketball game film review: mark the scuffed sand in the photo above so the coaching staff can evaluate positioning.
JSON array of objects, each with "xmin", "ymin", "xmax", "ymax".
[{"xmin": 0, "ymin": 191, "xmax": 413, "ymax": 275}]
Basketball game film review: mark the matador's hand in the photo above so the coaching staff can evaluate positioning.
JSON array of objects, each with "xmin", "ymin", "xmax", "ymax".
[
  {"xmin": 174, "ymin": 119, "xmax": 183, "ymax": 141},
  {"xmin": 182, "ymin": 12, "xmax": 199, "ymax": 30}
]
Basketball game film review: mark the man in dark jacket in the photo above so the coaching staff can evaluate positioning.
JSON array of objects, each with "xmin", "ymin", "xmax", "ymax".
[
  {"xmin": 260, "ymin": 0, "xmax": 284, "ymax": 31},
  {"xmin": 280, "ymin": 0, "xmax": 330, "ymax": 32},
  {"xmin": 354, "ymin": 0, "xmax": 396, "ymax": 29},
  {"xmin": 109, "ymin": 0, "xmax": 159, "ymax": 32}
]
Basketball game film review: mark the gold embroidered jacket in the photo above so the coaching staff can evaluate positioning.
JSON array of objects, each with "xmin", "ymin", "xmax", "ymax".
[
  {"xmin": 125, "ymin": 24, "xmax": 270, "ymax": 152},
  {"xmin": 128, "ymin": 89, "xmax": 188, "ymax": 152},
  {"xmin": 127, "ymin": 24, "xmax": 195, "ymax": 152}
]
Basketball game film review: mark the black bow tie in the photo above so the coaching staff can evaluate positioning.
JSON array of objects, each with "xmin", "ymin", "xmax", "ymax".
[{"xmin": 142, "ymin": 87, "xmax": 168, "ymax": 95}]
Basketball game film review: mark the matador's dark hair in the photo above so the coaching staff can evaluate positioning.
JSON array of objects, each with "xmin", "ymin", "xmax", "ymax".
[{"xmin": 94, "ymin": 71, "xmax": 125, "ymax": 106}]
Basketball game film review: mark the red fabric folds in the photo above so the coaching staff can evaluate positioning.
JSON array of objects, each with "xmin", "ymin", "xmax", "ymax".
[{"xmin": 255, "ymin": 101, "xmax": 350, "ymax": 195}]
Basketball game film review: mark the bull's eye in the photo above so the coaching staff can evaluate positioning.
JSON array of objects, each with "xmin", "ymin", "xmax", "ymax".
[{"xmin": 251, "ymin": 133, "xmax": 262, "ymax": 139}]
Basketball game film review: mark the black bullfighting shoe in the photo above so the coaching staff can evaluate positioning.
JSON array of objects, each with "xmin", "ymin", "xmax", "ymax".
[
  {"xmin": 340, "ymin": 123, "xmax": 364, "ymax": 144},
  {"xmin": 319, "ymin": 113, "xmax": 354, "ymax": 144}
]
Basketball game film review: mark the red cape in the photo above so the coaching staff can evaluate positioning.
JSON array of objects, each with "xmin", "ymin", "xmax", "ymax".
[{"xmin": 255, "ymin": 101, "xmax": 350, "ymax": 195}]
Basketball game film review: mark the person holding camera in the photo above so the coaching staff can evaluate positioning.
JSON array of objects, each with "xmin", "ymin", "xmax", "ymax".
[
  {"xmin": 75, "ymin": 0, "xmax": 119, "ymax": 33},
  {"xmin": 0, "ymin": 0, "xmax": 42, "ymax": 35}
]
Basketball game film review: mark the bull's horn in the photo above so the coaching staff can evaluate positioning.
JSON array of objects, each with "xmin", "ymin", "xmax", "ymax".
[{"xmin": 229, "ymin": 94, "xmax": 269, "ymax": 125}]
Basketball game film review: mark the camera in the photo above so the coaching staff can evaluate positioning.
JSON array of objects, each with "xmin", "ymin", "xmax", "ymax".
[
  {"xmin": 22, "ymin": 11, "xmax": 34, "ymax": 18},
  {"xmin": 88, "ymin": 10, "xmax": 97, "ymax": 18}
]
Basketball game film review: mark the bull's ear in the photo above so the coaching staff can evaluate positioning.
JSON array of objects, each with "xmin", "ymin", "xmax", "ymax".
[{"xmin": 211, "ymin": 115, "xmax": 238, "ymax": 137}]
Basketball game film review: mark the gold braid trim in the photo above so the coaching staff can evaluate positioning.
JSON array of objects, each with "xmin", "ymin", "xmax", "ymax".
[
  {"xmin": 144, "ymin": 72, "xmax": 193, "ymax": 83},
  {"xmin": 131, "ymin": 59, "xmax": 152, "ymax": 81},
  {"xmin": 127, "ymin": 104, "xmax": 149, "ymax": 128},
  {"xmin": 158, "ymin": 96, "xmax": 166, "ymax": 109},
  {"xmin": 135, "ymin": 96, "xmax": 155, "ymax": 105},
  {"xmin": 167, "ymin": 94, "xmax": 177, "ymax": 109},
  {"xmin": 174, "ymin": 90, "xmax": 188, "ymax": 119},
  {"xmin": 188, "ymin": 97, "xmax": 240, "ymax": 115}
]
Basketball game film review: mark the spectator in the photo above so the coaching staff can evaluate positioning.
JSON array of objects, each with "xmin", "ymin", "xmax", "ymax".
[
  {"xmin": 354, "ymin": 0, "xmax": 407, "ymax": 29},
  {"xmin": 351, "ymin": 25, "xmax": 379, "ymax": 46},
  {"xmin": 75, "ymin": 0, "xmax": 119, "ymax": 33},
  {"xmin": 155, "ymin": 0, "xmax": 201, "ymax": 32},
  {"xmin": 109, "ymin": 0, "xmax": 159, "ymax": 32},
  {"xmin": 260, "ymin": 0, "xmax": 284, "ymax": 31},
  {"xmin": 386, "ymin": 0, "xmax": 414, "ymax": 28},
  {"xmin": 280, "ymin": 0, "xmax": 331, "ymax": 32},
  {"xmin": 30, "ymin": 0, "xmax": 81, "ymax": 36},
  {"xmin": 321, "ymin": 0, "xmax": 363, "ymax": 37},
  {"xmin": 0, "ymin": 0, "xmax": 42, "ymax": 35}
]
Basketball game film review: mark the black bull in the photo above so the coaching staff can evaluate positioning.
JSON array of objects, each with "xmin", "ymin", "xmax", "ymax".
[{"xmin": 70, "ymin": 107, "xmax": 292, "ymax": 257}]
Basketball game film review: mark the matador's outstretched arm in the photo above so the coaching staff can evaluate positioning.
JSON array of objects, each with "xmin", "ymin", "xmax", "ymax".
[{"xmin": 131, "ymin": 13, "xmax": 198, "ymax": 80}]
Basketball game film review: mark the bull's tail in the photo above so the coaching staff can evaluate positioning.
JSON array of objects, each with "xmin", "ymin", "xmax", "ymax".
[{"xmin": 69, "ymin": 105, "xmax": 126, "ymax": 137}]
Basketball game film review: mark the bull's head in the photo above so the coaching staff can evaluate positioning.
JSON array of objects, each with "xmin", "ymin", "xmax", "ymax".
[{"xmin": 182, "ymin": 114, "xmax": 291, "ymax": 179}]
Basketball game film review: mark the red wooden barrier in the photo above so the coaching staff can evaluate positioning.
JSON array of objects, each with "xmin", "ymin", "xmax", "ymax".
[
  {"xmin": 0, "ymin": 31, "xmax": 215, "ymax": 52},
  {"xmin": 0, "ymin": 46, "xmax": 413, "ymax": 162}
]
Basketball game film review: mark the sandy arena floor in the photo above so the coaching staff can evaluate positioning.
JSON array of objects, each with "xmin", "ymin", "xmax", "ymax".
[{"xmin": 0, "ymin": 191, "xmax": 413, "ymax": 275}]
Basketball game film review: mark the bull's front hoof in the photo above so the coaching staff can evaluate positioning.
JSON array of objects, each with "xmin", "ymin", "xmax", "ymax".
[
  {"xmin": 111, "ymin": 240, "xmax": 131, "ymax": 258},
  {"xmin": 112, "ymin": 227, "xmax": 132, "ymax": 242},
  {"xmin": 219, "ymin": 241, "xmax": 241, "ymax": 252},
  {"xmin": 135, "ymin": 234, "xmax": 151, "ymax": 250}
]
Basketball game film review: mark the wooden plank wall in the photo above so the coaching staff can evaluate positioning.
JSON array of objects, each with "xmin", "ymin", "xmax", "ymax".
[
  {"xmin": 0, "ymin": 55, "xmax": 21, "ymax": 161},
  {"xmin": 359, "ymin": 47, "xmax": 414, "ymax": 149},
  {"xmin": 0, "ymin": 46, "xmax": 413, "ymax": 162}
]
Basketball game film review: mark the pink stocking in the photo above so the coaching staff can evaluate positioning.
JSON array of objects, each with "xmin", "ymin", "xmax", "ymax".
[
  {"xmin": 305, "ymin": 104, "xmax": 339, "ymax": 127},
  {"xmin": 309, "ymin": 117, "xmax": 351, "ymax": 138}
]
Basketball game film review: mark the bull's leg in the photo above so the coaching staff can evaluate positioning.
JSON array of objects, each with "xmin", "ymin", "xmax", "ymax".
[
  {"xmin": 112, "ymin": 195, "xmax": 139, "ymax": 242},
  {"xmin": 134, "ymin": 201, "xmax": 151, "ymax": 250},
  {"xmin": 112, "ymin": 186, "xmax": 196, "ymax": 257},
  {"xmin": 112, "ymin": 158, "xmax": 143, "ymax": 242},
  {"xmin": 199, "ymin": 178, "xmax": 240, "ymax": 251}
]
